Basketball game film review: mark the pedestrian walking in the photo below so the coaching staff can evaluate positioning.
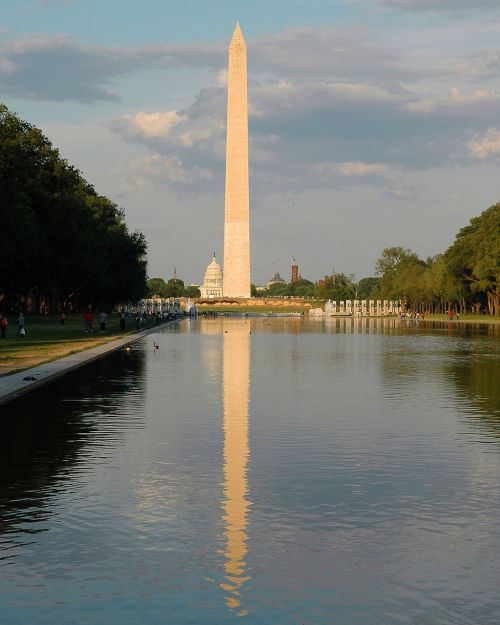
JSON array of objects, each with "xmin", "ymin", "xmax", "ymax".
[
  {"xmin": 119, "ymin": 309, "xmax": 126, "ymax": 331},
  {"xmin": 59, "ymin": 311, "xmax": 65, "ymax": 326},
  {"xmin": 17, "ymin": 312, "xmax": 25, "ymax": 337},
  {"xmin": 84, "ymin": 311, "xmax": 94, "ymax": 333},
  {"xmin": 0, "ymin": 315, "xmax": 8, "ymax": 339},
  {"xmin": 99, "ymin": 311, "xmax": 107, "ymax": 332}
]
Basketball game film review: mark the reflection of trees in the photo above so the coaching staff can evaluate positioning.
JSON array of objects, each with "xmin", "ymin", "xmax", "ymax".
[
  {"xmin": 375, "ymin": 321, "xmax": 500, "ymax": 436},
  {"xmin": 436, "ymin": 325, "xmax": 500, "ymax": 436},
  {"xmin": 444, "ymin": 349, "xmax": 500, "ymax": 437},
  {"xmin": 0, "ymin": 349, "xmax": 146, "ymax": 548}
]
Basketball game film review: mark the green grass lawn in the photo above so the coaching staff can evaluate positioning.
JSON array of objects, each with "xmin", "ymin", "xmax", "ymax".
[{"xmin": 0, "ymin": 313, "xmax": 140, "ymax": 376}]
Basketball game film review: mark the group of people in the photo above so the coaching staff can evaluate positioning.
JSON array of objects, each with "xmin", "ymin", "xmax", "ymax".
[
  {"xmin": 0, "ymin": 309, "xmax": 180, "ymax": 340},
  {"xmin": 83, "ymin": 311, "xmax": 109, "ymax": 333},
  {"xmin": 400, "ymin": 312, "xmax": 426, "ymax": 320},
  {"xmin": 133, "ymin": 309, "xmax": 178, "ymax": 331},
  {"xmin": 0, "ymin": 313, "xmax": 25, "ymax": 339}
]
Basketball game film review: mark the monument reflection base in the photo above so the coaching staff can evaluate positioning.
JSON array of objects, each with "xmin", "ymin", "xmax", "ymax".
[{"xmin": 195, "ymin": 298, "xmax": 312, "ymax": 309}]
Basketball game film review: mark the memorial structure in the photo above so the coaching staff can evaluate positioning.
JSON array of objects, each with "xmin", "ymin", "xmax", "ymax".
[{"xmin": 223, "ymin": 23, "xmax": 251, "ymax": 298}]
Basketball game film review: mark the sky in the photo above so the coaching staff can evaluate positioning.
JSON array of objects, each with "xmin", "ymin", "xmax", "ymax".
[{"xmin": 1, "ymin": 0, "xmax": 500, "ymax": 285}]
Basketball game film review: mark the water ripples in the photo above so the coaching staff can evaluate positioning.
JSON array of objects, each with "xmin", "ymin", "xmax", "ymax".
[{"xmin": 0, "ymin": 320, "xmax": 499, "ymax": 624}]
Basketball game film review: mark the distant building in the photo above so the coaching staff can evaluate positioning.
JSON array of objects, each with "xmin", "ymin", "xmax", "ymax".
[
  {"xmin": 200, "ymin": 254, "xmax": 223, "ymax": 299},
  {"xmin": 317, "ymin": 274, "xmax": 336, "ymax": 287},
  {"xmin": 291, "ymin": 258, "xmax": 299, "ymax": 283},
  {"xmin": 267, "ymin": 272, "xmax": 286, "ymax": 289}
]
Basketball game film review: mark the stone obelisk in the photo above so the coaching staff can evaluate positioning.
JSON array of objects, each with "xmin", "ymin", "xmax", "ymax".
[{"xmin": 223, "ymin": 23, "xmax": 250, "ymax": 298}]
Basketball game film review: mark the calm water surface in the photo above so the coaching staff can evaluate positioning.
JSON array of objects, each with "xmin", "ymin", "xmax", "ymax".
[{"xmin": 1, "ymin": 318, "xmax": 499, "ymax": 625}]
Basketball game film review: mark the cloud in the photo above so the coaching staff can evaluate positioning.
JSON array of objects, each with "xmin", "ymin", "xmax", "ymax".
[
  {"xmin": 469, "ymin": 128, "xmax": 500, "ymax": 160},
  {"xmin": 108, "ymin": 61, "xmax": 500, "ymax": 197},
  {"xmin": 378, "ymin": 0, "xmax": 500, "ymax": 10},
  {"xmin": 338, "ymin": 162, "xmax": 392, "ymax": 177},
  {"xmin": 117, "ymin": 111, "xmax": 186, "ymax": 139},
  {"xmin": 109, "ymin": 86, "xmax": 228, "ymax": 194},
  {"xmin": 405, "ymin": 87, "xmax": 500, "ymax": 113},
  {"xmin": 452, "ymin": 50, "xmax": 500, "ymax": 81},
  {"xmin": 0, "ymin": 34, "xmax": 224, "ymax": 102},
  {"xmin": 5, "ymin": 25, "xmax": 495, "ymax": 198},
  {"xmin": 109, "ymin": 84, "xmax": 227, "ymax": 162},
  {"xmin": 37, "ymin": 0, "xmax": 73, "ymax": 6},
  {"xmin": 125, "ymin": 155, "xmax": 213, "ymax": 191},
  {"xmin": 316, "ymin": 161, "xmax": 392, "ymax": 178},
  {"xmin": 1, "ymin": 25, "xmax": 499, "ymax": 104},
  {"xmin": 249, "ymin": 26, "xmax": 416, "ymax": 84}
]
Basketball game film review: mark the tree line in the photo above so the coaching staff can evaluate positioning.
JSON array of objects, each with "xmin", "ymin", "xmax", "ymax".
[
  {"xmin": 0, "ymin": 105, "xmax": 147, "ymax": 313},
  {"xmin": 371, "ymin": 203, "xmax": 499, "ymax": 315},
  {"xmin": 256, "ymin": 203, "xmax": 499, "ymax": 315},
  {"xmin": 146, "ymin": 278, "xmax": 200, "ymax": 299}
]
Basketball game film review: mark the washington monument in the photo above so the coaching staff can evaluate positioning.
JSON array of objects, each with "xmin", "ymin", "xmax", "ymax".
[{"xmin": 223, "ymin": 23, "xmax": 250, "ymax": 298}]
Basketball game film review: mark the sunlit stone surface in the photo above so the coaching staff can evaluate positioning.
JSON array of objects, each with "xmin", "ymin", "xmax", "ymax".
[{"xmin": 223, "ymin": 23, "xmax": 251, "ymax": 298}]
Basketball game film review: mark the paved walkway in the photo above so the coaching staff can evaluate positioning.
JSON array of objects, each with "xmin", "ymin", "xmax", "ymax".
[{"xmin": 0, "ymin": 319, "xmax": 181, "ymax": 406}]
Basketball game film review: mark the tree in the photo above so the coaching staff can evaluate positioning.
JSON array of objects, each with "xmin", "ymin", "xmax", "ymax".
[
  {"xmin": 290, "ymin": 278, "xmax": 315, "ymax": 298},
  {"xmin": 315, "ymin": 274, "xmax": 355, "ymax": 301},
  {"xmin": 184, "ymin": 286, "xmax": 201, "ymax": 298},
  {"xmin": 357, "ymin": 277, "xmax": 380, "ymax": 299},
  {"xmin": 0, "ymin": 104, "xmax": 147, "ymax": 312},
  {"xmin": 375, "ymin": 247, "xmax": 426, "ymax": 301},
  {"xmin": 164, "ymin": 278, "xmax": 184, "ymax": 298},
  {"xmin": 444, "ymin": 203, "xmax": 500, "ymax": 315},
  {"xmin": 265, "ymin": 282, "xmax": 290, "ymax": 297},
  {"xmin": 147, "ymin": 278, "xmax": 169, "ymax": 298},
  {"xmin": 375, "ymin": 247, "xmax": 420, "ymax": 276}
]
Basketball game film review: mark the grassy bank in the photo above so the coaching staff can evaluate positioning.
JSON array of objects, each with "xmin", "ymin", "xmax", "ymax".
[
  {"xmin": 0, "ymin": 314, "xmax": 142, "ymax": 377},
  {"xmin": 425, "ymin": 314, "xmax": 500, "ymax": 324}
]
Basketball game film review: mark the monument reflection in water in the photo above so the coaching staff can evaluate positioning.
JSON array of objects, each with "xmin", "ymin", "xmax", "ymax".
[
  {"xmin": 201, "ymin": 318, "xmax": 252, "ymax": 614},
  {"xmin": 220, "ymin": 320, "xmax": 251, "ymax": 615}
]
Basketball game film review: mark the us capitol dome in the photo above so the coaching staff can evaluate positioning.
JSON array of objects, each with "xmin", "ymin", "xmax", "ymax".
[{"xmin": 200, "ymin": 254, "xmax": 223, "ymax": 298}]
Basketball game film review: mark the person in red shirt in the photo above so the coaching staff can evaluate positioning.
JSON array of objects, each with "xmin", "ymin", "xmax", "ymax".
[
  {"xmin": 84, "ymin": 311, "xmax": 94, "ymax": 333},
  {"xmin": 0, "ymin": 315, "xmax": 7, "ymax": 339}
]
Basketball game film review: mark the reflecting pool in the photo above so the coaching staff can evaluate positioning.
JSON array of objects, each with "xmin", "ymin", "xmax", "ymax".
[{"xmin": 1, "ymin": 318, "xmax": 500, "ymax": 625}]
